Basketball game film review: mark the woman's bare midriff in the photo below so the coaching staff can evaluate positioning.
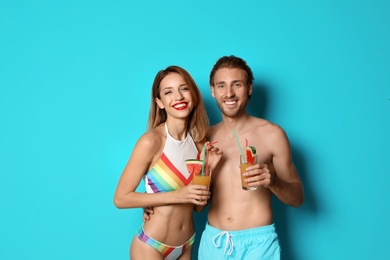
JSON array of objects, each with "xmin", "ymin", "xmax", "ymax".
[{"xmin": 143, "ymin": 203, "xmax": 195, "ymax": 246}]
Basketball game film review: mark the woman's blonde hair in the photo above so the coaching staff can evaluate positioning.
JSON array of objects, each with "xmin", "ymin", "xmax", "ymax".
[{"xmin": 147, "ymin": 66, "xmax": 209, "ymax": 142}]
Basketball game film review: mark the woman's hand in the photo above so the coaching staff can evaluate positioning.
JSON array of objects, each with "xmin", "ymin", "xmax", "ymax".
[
  {"xmin": 176, "ymin": 184, "xmax": 211, "ymax": 205},
  {"xmin": 205, "ymin": 141, "xmax": 223, "ymax": 171}
]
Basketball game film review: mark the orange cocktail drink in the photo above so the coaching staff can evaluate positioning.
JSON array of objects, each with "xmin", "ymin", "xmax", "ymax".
[
  {"xmin": 240, "ymin": 145, "xmax": 257, "ymax": 190},
  {"xmin": 185, "ymin": 159, "xmax": 211, "ymax": 189}
]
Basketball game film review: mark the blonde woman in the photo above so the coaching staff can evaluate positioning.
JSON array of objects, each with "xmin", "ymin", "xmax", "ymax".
[{"xmin": 114, "ymin": 66, "xmax": 221, "ymax": 260}]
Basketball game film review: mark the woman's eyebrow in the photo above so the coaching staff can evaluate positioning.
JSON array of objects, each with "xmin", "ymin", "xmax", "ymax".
[{"xmin": 161, "ymin": 83, "xmax": 187, "ymax": 91}]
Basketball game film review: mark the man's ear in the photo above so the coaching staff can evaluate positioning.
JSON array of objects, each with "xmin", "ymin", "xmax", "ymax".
[
  {"xmin": 155, "ymin": 98, "xmax": 165, "ymax": 109},
  {"xmin": 248, "ymin": 83, "xmax": 253, "ymax": 96},
  {"xmin": 210, "ymin": 85, "xmax": 216, "ymax": 98}
]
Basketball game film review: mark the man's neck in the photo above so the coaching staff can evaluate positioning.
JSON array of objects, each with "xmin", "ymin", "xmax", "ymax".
[{"xmin": 221, "ymin": 113, "xmax": 251, "ymax": 132}]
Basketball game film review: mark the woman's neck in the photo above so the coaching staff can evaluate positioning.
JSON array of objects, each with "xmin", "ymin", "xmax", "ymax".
[{"xmin": 165, "ymin": 119, "xmax": 188, "ymax": 140}]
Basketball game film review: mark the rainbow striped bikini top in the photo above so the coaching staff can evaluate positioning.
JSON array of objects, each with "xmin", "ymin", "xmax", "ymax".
[{"xmin": 144, "ymin": 124, "xmax": 198, "ymax": 193}]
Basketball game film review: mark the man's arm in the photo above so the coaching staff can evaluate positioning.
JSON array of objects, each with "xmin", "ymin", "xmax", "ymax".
[{"xmin": 267, "ymin": 125, "xmax": 304, "ymax": 207}]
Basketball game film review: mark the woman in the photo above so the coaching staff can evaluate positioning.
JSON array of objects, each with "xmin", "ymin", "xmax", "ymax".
[{"xmin": 114, "ymin": 66, "xmax": 221, "ymax": 260}]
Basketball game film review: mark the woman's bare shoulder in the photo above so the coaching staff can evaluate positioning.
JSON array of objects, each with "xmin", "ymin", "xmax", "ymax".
[{"xmin": 137, "ymin": 125, "xmax": 166, "ymax": 152}]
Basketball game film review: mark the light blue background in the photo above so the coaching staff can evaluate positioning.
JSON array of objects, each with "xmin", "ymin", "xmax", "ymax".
[{"xmin": 1, "ymin": 1, "xmax": 389, "ymax": 259}]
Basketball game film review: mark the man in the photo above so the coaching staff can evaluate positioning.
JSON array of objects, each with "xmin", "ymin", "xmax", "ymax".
[{"xmin": 197, "ymin": 55, "xmax": 304, "ymax": 259}]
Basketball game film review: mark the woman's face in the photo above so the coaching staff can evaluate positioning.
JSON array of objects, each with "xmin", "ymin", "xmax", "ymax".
[{"xmin": 156, "ymin": 72, "xmax": 194, "ymax": 120}]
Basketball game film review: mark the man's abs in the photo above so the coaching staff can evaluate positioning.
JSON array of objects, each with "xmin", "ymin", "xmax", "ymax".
[{"xmin": 208, "ymin": 190, "xmax": 273, "ymax": 230}]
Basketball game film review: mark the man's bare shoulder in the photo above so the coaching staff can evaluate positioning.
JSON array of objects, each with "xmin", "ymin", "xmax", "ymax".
[
  {"xmin": 250, "ymin": 117, "xmax": 285, "ymax": 136},
  {"xmin": 207, "ymin": 122, "xmax": 224, "ymax": 140},
  {"xmin": 243, "ymin": 117, "xmax": 288, "ymax": 150}
]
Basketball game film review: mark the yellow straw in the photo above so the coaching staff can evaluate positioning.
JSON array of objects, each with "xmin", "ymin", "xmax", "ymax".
[{"xmin": 233, "ymin": 130, "xmax": 246, "ymax": 163}]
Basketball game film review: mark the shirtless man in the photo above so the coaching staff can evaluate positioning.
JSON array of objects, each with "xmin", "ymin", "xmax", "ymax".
[{"xmin": 197, "ymin": 55, "xmax": 304, "ymax": 259}]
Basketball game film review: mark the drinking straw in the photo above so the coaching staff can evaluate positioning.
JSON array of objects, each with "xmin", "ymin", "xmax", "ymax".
[
  {"xmin": 204, "ymin": 143, "xmax": 209, "ymax": 176},
  {"xmin": 209, "ymin": 141, "xmax": 218, "ymax": 146},
  {"xmin": 204, "ymin": 141, "xmax": 217, "ymax": 177},
  {"xmin": 233, "ymin": 130, "xmax": 246, "ymax": 163},
  {"xmin": 201, "ymin": 143, "xmax": 207, "ymax": 176}
]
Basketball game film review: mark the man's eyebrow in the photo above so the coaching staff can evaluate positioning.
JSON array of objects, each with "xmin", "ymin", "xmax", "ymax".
[
  {"xmin": 231, "ymin": 80, "xmax": 244, "ymax": 84},
  {"xmin": 215, "ymin": 80, "xmax": 244, "ymax": 85},
  {"xmin": 215, "ymin": 81, "xmax": 226, "ymax": 85}
]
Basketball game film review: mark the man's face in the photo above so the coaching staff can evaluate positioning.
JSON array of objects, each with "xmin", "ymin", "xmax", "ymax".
[{"xmin": 211, "ymin": 68, "xmax": 252, "ymax": 118}]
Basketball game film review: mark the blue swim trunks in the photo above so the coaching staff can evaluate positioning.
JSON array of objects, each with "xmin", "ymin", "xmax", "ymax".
[{"xmin": 198, "ymin": 222, "xmax": 281, "ymax": 260}]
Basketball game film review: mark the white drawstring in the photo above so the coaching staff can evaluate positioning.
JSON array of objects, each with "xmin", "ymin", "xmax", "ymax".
[{"xmin": 213, "ymin": 231, "xmax": 235, "ymax": 255}]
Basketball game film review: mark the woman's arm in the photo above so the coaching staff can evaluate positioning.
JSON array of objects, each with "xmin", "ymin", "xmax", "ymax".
[{"xmin": 114, "ymin": 132, "xmax": 211, "ymax": 209}]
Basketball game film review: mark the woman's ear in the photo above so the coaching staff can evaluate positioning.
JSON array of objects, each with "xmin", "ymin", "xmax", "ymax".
[{"xmin": 155, "ymin": 98, "xmax": 165, "ymax": 109}]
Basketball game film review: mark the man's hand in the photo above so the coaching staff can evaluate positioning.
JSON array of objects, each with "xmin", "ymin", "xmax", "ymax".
[
  {"xmin": 143, "ymin": 207, "xmax": 154, "ymax": 222},
  {"xmin": 243, "ymin": 163, "xmax": 275, "ymax": 188}
]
